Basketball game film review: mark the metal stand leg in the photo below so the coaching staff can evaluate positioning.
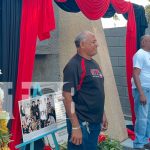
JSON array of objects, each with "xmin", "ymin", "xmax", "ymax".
[
  {"xmin": 20, "ymin": 146, "xmax": 26, "ymax": 150},
  {"xmin": 51, "ymin": 133, "xmax": 60, "ymax": 150},
  {"xmin": 30, "ymin": 142, "xmax": 34, "ymax": 150}
]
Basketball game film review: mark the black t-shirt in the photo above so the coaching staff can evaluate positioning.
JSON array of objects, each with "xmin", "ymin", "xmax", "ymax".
[{"xmin": 63, "ymin": 54, "xmax": 105, "ymax": 123}]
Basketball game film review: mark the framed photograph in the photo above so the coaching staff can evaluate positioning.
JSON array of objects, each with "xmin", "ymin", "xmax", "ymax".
[{"xmin": 19, "ymin": 93, "xmax": 56, "ymax": 142}]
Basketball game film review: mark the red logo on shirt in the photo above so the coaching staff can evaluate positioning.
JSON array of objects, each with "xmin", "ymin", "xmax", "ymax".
[{"xmin": 90, "ymin": 69, "xmax": 103, "ymax": 78}]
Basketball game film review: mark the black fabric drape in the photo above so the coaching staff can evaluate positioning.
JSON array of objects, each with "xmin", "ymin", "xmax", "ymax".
[
  {"xmin": 103, "ymin": 4, "xmax": 116, "ymax": 18},
  {"xmin": 54, "ymin": 0, "xmax": 80, "ymax": 12},
  {"xmin": 133, "ymin": 4, "xmax": 148, "ymax": 50},
  {"xmin": 0, "ymin": 0, "xmax": 22, "ymax": 108},
  {"xmin": 123, "ymin": 4, "xmax": 148, "ymax": 50}
]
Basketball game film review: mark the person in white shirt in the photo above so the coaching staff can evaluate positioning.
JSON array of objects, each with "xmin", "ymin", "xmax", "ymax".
[
  {"xmin": 25, "ymin": 103, "xmax": 31, "ymax": 117},
  {"xmin": 132, "ymin": 35, "xmax": 150, "ymax": 149},
  {"xmin": 39, "ymin": 97, "xmax": 47, "ymax": 113},
  {"xmin": 40, "ymin": 111, "xmax": 46, "ymax": 128}
]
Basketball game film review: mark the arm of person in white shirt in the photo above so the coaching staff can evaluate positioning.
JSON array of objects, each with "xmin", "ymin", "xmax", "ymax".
[{"xmin": 133, "ymin": 67, "xmax": 147, "ymax": 105}]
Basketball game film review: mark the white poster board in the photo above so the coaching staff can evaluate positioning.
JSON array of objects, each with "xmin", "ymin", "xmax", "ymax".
[
  {"xmin": 54, "ymin": 91, "xmax": 66, "ymax": 126},
  {"xmin": 47, "ymin": 91, "xmax": 68, "ymax": 148},
  {"xmin": 46, "ymin": 127, "xmax": 68, "ymax": 148},
  {"xmin": 19, "ymin": 93, "xmax": 56, "ymax": 142}
]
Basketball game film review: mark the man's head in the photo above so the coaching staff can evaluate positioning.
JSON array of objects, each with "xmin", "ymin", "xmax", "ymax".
[
  {"xmin": 140, "ymin": 35, "xmax": 150, "ymax": 51},
  {"xmin": 37, "ymin": 99, "xmax": 40, "ymax": 104},
  {"xmin": 74, "ymin": 31, "xmax": 98, "ymax": 59},
  {"xmin": 32, "ymin": 101, "xmax": 35, "ymax": 106}
]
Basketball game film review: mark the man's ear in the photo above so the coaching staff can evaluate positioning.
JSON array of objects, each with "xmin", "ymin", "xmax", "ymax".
[
  {"xmin": 141, "ymin": 39, "xmax": 145, "ymax": 47},
  {"xmin": 80, "ymin": 41, "xmax": 84, "ymax": 49}
]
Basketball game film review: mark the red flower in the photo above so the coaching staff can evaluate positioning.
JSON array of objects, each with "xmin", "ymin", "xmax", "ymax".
[
  {"xmin": 98, "ymin": 134, "xmax": 106, "ymax": 143},
  {"xmin": 43, "ymin": 145, "xmax": 52, "ymax": 150}
]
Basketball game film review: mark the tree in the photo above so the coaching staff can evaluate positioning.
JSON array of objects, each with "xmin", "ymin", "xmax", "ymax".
[
  {"xmin": 113, "ymin": 13, "xmax": 119, "ymax": 21},
  {"xmin": 145, "ymin": 0, "xmax": 150, "ymax": 23},
  {"xmin": 112, "ymin": 13, "xmax": 119, "ymax": 27}
]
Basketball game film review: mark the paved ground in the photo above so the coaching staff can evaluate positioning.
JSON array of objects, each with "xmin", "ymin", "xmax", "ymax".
[{"xmin": 122, "ymin": 120, "xmax": 134, "ymax": 150}]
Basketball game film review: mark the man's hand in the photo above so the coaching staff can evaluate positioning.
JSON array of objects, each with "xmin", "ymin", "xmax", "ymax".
[
  {"xmin": 71, "ymin": 128, "xmax": 82, "ymax": 145},
  {"xmin": 63, "ymin": 91, "xmax": 82, "ymax": 145},
  {"xmin": 140, "ymin": 93, "xmax": 147, "ymax": 105},
  {"xmin": 101, "ymin": 113, "xmax": 108, "ymax": 131}
]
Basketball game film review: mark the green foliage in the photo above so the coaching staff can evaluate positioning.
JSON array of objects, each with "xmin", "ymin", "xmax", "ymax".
[
  {"xmin": 59, "ymin": 136, "xmax": 123, "ymax": 150},
  {"xmin": 59, "ymin": 142, "xmax": 67, "ymax": 150},
  {"xmin": 145, "ymin": 5, "xmax": 150, "ymax": 23},
  {"xmin": 113, "ymin": 14, "xmax": 119, "ymax": 21},
  {"xmin": 97, "ymin": 136, "xmax": 123, "ymax": 150},
  {"xmin": 0, "ymin": 112, "xmax": 11, "ymax": 148},
  {"xmin": 0, "ymin": 133, "xmax": 11, "ymax": 147}
]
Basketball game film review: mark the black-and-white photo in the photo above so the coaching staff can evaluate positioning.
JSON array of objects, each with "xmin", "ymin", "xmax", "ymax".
[{"xmin": 19, "ymin": 93, "xmax": 56, "ymax": 142}]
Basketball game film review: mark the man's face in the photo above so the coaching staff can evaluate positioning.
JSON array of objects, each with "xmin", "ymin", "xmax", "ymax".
[
  {"xmin": 82, "ymin": 33, "xmax": 98, "ymax": 57},
  {"xmin": 143, "ymin": 36, "xmax": 150, "ymax": 50},
  {"xmin": 146, "ymin": 37, "xmax": 150, "ymax": 50}
]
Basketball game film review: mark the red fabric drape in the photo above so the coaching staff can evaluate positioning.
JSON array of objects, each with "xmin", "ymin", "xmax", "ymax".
[
  {"xmin": 55, "ymin": 0, "xmax": 67, "ymax": 2},
  {"xmin": 111, "ymin": 0, "xmax": 130, "ymax": 13},
  {"xmin": 9, "ymin": 0, "xmax": 55, "ymax": 149},
  {"xmin": 111, "ymin": 0, "xmax": 137, "ymax": 124},
  {"xmin": 75, "ymin": 0, "xmax": 110, "ymax": 20},
  {"xmin": 125, "ymin": 4, "xmax": 136, "ymax": 125},
  {"xmin": 75, "ymin": 0, "xmax": 137, "ymax": 124}
]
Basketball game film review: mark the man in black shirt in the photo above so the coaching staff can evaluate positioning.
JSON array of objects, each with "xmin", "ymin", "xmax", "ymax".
[
  {"xmin": 31, "ymin": 101, "xmax": 40, "ymax": 121},
  {"xmin": 63, "ymin": 31, "xmax": 108, "ymax": 150}
]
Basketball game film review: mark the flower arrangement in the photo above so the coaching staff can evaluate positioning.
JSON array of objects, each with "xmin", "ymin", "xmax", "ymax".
[
  {"xmin": 0, "ymin": 111, "xmax": 11, "ymax": 150},
  {"xmin": 59, "ymin": 133, "xmax": 122, "ymax": 150},
  {"xmin": 97, "ymin": 133, "xmax": 123, "ymax": 150},
  {"xmin": 0, "ymin": 88, "xmax": 11, "ymax": 150}
]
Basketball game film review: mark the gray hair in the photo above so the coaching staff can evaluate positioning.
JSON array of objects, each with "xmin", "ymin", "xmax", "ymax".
[
  {"xmin": 140, "ymin": 35, "xmax": 150, "ymax": 47},
  {"xmin": 0, "ymin": 87, "xmax": 4, "ymax": 102},
  {"xmin": 74, "ymin": 31, "xmax": 91, "ymax": 48}
]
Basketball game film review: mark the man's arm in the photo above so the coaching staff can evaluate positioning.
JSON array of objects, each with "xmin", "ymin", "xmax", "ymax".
[
  {"xmin": 133, "ymin": 67, "xmax": 147, "ymax": 105},
  {"xmin": 63, "ymin": 91, "xmax": 82, "ymax": 145},
  {"xmin": 101, "ymin": 111, "xmax": 108, "ymax": 131},
  {"xmin": 63, "ymin": 91, "xmax": 80, "ymax": 127}
]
